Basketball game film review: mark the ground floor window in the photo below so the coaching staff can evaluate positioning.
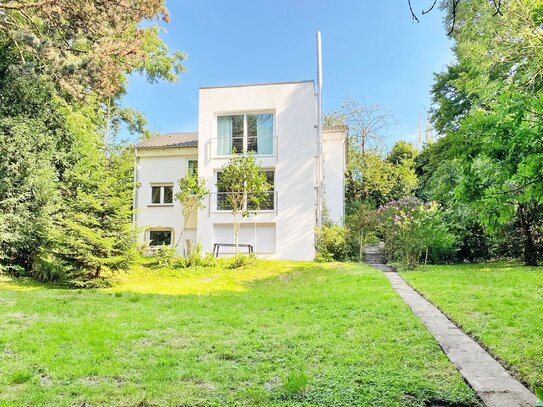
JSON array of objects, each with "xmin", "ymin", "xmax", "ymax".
[{"xmin": 149, "ymin": 229, "xmax": 172, "ymax": 246}]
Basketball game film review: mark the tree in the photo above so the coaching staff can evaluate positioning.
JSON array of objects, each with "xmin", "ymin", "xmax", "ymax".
[
  {"xmin": 387, "ymin": 140, "xmax": 418, "ymax": 166},
  {"xmin": 216, "ymin": 155, "xmax": 271, "ymax": 258},
  {"xmin": 326, "ymin": 97, "xmax": 397, "ymax": 156},
  {"xmin": 49, "ymin": 106, "xmax": 137, "ymax": 283},
  {"xmin": 429, "ymin": 0, "xmax": 543, "ymax": 265},
  {"xmin": 407, "ymin": 0, "xmax": 505, "ymax": 35},
  {"xmin": 0, "ymin": 0, "xmax": 185, "ymax": 98},
  {"xmin": 175, "ymin": 173, "xmax": 209, "ymax": 256},
  {"xmin": 0, "ymin": 0, "xmax": 185, "ymax": 281}
]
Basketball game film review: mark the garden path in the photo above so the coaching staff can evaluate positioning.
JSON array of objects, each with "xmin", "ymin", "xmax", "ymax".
[{"xmin": 363, "ymin": 246, "xmax": 537, "ymax": 407}]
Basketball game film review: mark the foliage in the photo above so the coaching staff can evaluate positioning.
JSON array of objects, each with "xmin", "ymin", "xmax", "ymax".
[
  {"xmin": 315, "ymin": 225, "xmax": 350, "ymax": 262},
  {"xmin": 50, "ymin": 108, "xmax": 138, "ymax": 282},
  {"xmin": 377, "ymin": 197, "xmax": 456, "ymax": 268},
  {"xmin": 175, "ymin": 174, "xmax": 209, "ymax": 255},
  {"xmin": 227, "ymin": 253, "xmax": 257, "ymax": 269},
  {"xmin": 387, "ymin": 140, "xmax": 418, "ymax": 165},
  {"xmin": 344, "ymin": 202, "xmax": 380, "ymax": 260},
  {"xmin": 347, "ymin": 148, "xmax": 418, "ymax": 207},
  {"xmin": 216, "ymin": 154, "xmax": 271, "ymax": 257},
  {"xmin": 176, "ymin": 243, "xmax": 217, "ymax": 268},
  {"xmin": 154, "ymin": 245, "xmax": 177, "ymax": 268},
  {"xmin": 0, "ymin": 1, "xmax": 184, "ymax": 283},
  {"xmin": 0, "ymin": 0, "xmax": 185, "ymax": 98},
  {"xmin": 427, "ymin": 0, "xmax": 543, "ymax": 265},
  {"xmin": 0, "ymin": 260, "xmax": 478, "ymax": 405}
]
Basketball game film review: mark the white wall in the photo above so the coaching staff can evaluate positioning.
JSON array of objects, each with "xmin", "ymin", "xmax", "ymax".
[
  {"xmin": 323, "ymin": 128, "xmax": 347, "ymax": 224},
  {"xmin": 197, "ymin": 81, "xmax": 317, "ymax": 261},
  {"xmin": 134, "ymin": 147, "xmax": 197, "ymax": 254}
]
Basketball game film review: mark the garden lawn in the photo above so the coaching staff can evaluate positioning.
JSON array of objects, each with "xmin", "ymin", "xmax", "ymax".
[
  {"xmin": 0, "ymin": 260, "xmax": 478, "ymax": 406},
  {"xmin": 401, "ymin": 262, "xmax": 543, "ymax": 391}
]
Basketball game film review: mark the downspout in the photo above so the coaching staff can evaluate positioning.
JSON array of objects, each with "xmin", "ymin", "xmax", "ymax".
[{"xmin": 132, "ymin": 148, "xmax": 139, "ymax": 224}]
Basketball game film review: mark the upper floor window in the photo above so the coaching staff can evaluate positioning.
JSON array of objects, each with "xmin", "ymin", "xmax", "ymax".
[
  {"xmin": 216, "ymin": 170, "xmax": 275, "ymax": 211},
  {"xmin": 217, "ymin": 114, "xmax": 274, "ymax": 156},
  {"xmin": 151, "ymin": 184, "xmax": 173, "ymax": 205},
  {"xmin": 188, "ymin": 160, "xmax": 198, "ymax": 177}
]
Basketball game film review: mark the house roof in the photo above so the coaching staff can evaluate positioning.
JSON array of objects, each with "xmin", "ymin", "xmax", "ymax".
[{"xmin": 134, "ymin": 132, "xmax": 198, "ymax": 149}]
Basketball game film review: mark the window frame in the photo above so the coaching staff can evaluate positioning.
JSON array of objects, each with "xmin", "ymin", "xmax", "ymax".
[
  {"xmin": 215, "ymin": 111, "xmax": 275, "ymax": 157},
  {"xmin": 213, "ymin": 169, "xmax": 276, "ymax": 213},
  {"xmin": 147, "ymin": 227, "xmax": 174, "ymax": 247},
  {"xmin": 149, "ymin": 183, "xmax": 174, "ymax": 206},
  {"xmin": 187, "ymin": 160, "xmax": 198, "ymax": 177}
]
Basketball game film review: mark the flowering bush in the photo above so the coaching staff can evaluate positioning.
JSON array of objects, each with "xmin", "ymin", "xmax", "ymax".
[{"xmin": 376, "ymin": 197, "xmax": 456, "ymax": 268}]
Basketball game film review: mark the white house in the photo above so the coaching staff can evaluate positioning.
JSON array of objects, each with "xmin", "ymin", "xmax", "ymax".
[{"xmin": 133, "ymin": 80, "xmax": 346, "ymax": 261}]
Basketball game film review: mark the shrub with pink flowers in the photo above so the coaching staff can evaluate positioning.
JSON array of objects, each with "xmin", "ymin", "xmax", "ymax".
[{"xmin": 376, "ymin": 197, "xmax": 456, "ymax": 268}]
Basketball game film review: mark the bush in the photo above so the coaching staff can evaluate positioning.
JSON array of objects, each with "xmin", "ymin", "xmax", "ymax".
[
  {"xmin": 177, "ymin": 243, "xmax": 217, "ymax": 269},
  {"xmin": 154, "ymin": 245, "xmax": 177, "ymax": 268},
  {"xmin": 228, "ymin": 253, "xmax": 257, "ymax": 269},
  {"xmin": 377, "ymin": 197, "xmax": 456, "ymax": 268},
  {"xmin": 315, "ymin": 225, "xmax": 349, "ymax": 262}
]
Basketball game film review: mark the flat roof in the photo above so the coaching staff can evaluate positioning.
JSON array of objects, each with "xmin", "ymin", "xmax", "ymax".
[{"xmin": 200, "ymin": 79, "xmax": 314, "ymax": 90}]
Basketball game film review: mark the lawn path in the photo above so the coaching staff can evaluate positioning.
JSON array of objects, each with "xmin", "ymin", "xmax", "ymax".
[{"xmin": 383, "ymin": 271, "xmax": 536, "ymax": 407}]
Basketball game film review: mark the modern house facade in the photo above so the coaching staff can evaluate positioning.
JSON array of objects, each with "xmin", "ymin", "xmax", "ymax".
[{"xmin": 133, "ymin": 80, "xmax": 346, "ymax": 261}]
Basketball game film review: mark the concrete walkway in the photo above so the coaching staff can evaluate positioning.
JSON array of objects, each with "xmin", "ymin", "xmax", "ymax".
[{"xmin": 384, "ymin": 271, "xmax": 537, "ymax": 407}]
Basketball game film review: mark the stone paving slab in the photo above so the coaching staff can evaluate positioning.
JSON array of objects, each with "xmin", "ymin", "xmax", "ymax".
[{"xmin": 383, "ymin": 271, "xmax": 537, "ymax": 407}]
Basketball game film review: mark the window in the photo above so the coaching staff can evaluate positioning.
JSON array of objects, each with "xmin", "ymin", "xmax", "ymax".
[
  {"xmin": 149, "ymin": 230, "xmax": 172, "ymax": 246},
  {"xmin": 150, "ymin": 185, "xmax": 173, "ymax": 205},
  {"xmin": 216, "ymin": 170, "xmax": 275, "ymax": 211},
  {"xmin": 217, "ymin": 114, "xmax": 274, "ymax": 156},
  {"xmin": 188, "ymin": 160, "xmax": 198, "ymax": 177}
]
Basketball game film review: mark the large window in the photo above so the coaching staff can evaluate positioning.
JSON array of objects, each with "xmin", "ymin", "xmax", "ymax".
[
  {"xmin": 216, "ymin": 170, "xmax": 275, "ymax": 211},
  {"xmin": 217, "ymin": 114, "xmax": 274, "ymax": 156},
  {"xmin": 149, "ymin": 229, "xmax": 172, "ymax": 246},
  {"xmin": 151, "ymin": 185, "xmax": 173, "ymax": 205}
]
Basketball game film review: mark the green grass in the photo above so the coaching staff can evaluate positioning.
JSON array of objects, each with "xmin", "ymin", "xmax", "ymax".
[
  {"xmin": 401, "ymin": 262, "xmax": 543, "ymax": 390},
  {"xmin": 0, "ymin": 260, "xmax": 478, "ymax": 406}
]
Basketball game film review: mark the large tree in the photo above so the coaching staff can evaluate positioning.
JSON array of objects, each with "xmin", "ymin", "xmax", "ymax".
[
  {"xmin": 0, "ymin": 0, "xmax": 185, "ymax": 98},
  {"xmin": 0, "ymin": 1, "xmax": 186, "ymax": 280},
  {"xmin": 430, "ymin": 0, "xmax": 543, "ymax": 265}
]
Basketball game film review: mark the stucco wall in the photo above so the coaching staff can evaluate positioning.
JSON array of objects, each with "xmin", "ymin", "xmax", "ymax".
[
  {"xmin": 197, "ymin": 81, "xmax": 317, "ymax": 261},
  {"xmin": 323, "ymin": 129, "xmax": 346, "ymax": 224},
  {"xmin": 135, "ymin": 147, "xmax": 197, "ymax": 254}
]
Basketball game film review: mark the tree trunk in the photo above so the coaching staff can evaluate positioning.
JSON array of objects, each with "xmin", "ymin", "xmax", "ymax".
[
  {"xmin": 518, "ymin": 204, "xmax": 538, "ymax": 266},
  {"xmin": 359, "ymin": 230, "xmax": 364, "ymax": 261},
  {"xmin": 233, "ymin": 213, "xmax": 240, "ymax": 259},
  {"xmin": 425, "ymin": 247, "xmax": 429, "ymax": 267}
]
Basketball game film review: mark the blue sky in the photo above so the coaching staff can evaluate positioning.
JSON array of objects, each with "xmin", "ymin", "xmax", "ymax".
[{"xmin": 121, "ymin": 1, "xmax": 453, "ymax": 147}]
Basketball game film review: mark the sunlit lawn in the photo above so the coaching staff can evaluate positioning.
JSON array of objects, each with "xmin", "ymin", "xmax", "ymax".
[
  {"xmin": 401, "ymin": 262, "xmax": 543, "ymax": 391},
  {"xmin": 0, "ymin": 259, "xmax": 478, "ymax": 406}
]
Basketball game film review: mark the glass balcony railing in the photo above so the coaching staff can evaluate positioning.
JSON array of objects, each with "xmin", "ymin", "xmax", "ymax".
[
  {"xmin": 209, "ymin": 191, "xmax": 277, "ymax": 214},
  {"xmin": 211, "ymin": 136, "xmax": 277, "ymax": 157}
]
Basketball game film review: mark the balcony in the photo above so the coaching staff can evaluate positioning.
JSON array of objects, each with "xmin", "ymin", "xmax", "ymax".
[
  {"xmin": 209, "ymin": 136, "xmax": 278, "ymax": 158},
  {"xmin": 209, "ymin": 191, "xmax": 278, "ymax": 215}
]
